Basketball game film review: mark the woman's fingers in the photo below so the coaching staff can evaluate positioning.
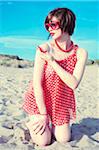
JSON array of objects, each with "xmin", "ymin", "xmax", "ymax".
[
  {"xmin": 26, "ymin": 115, "xmax": 49, "ymax": 135},
  {"xmin": 34, "ymin": 123, "xmax": 46, "ymax": 135},
  {"xmin": 26, "ymin": 120, "xmax": 38, "ymax": 127},
  {"xmin": 33, "ymin": 123, "xmax": 40, "ymax": 132},
  {"xmin": 39, "ymin": 124, "xmax": 46, "ymax": 135},
  {"xmin": 26, "ymin": 121, "xmax": 40, "ymax": 132},
  {"xmin": 34, "ymin": 124, "xmax": 43, "ymax": 134},
  {"xmin": 40, "ymin": 52, "xmax": 51, "ymax": 61},
  {"xmin": 32, "ymin": 120, "xmax": 39, "ymax": 125}
]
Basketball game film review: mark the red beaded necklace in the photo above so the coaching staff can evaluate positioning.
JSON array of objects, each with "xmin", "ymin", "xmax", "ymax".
[{"xmin": 55, "ymin": 40, "xmax": 74, "ymax": 52}]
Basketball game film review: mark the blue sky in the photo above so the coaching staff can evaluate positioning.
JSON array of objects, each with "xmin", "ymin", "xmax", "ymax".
[{"xmin": 0, "ymin": 0, "xmax": 98, "ymax": 60}]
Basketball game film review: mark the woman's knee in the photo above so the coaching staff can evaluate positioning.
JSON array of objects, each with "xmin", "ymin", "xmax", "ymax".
[
  {"xmin": 54, "ymin": 123, "xmax": 71, "ymax": 143},
  {"xmin": 26, "ymin": 114, "xmax": 52, "ymax": 146},
  {"xmin": 55, "ymin": 134, "xmax": 70, "ymax": 143},
  {"xmin": 34, "ymin": 127, "xmax": 51, "ymax": 146},
  {"xmin": 37, "ymin": 134, "xmax": 51, "ymax": 146},
  {"xmin": 27, "ymin": 123, "xmax": 51, "ymax": 146}
]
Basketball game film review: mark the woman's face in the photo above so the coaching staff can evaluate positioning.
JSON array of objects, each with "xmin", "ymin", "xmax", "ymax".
[{"xmin": 46, "ymin": 16, "xmax": 63, "ymax": 40}]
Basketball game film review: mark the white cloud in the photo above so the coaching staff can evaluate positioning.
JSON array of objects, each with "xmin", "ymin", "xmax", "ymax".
[
  {"xmin": 0, "ymin": 36, "xmax": 98, "ymax": 59},
  {"xmin": 73, "ymin": 39, "xmax": 98, "ymax": 59},
  {"xmin": 0, "ymin": 36, "xmax": 47, "ymax": 49}
]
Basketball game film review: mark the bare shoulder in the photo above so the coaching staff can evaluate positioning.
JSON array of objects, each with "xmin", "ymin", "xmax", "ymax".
[
  {"xmin": 77, "ymin": 47, "xmax": 88, "ymax": 61},
  {"xmin": 37, "ymin": 42, "xmax": 50, "ymax": 53},
  {"xmin": 34, "ymin": 42, "xmax": 50, "ymax": 66}
]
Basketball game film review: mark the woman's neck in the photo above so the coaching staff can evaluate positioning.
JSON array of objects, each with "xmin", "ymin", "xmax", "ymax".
[{"xmin": 54, "ymin": 33, "xmax": 71, "ymax": 51}]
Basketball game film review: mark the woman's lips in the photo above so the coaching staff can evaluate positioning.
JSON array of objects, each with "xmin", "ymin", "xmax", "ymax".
[{"xmin": 50, "ymin": 33, "xmax": 55, "ymax": 36}]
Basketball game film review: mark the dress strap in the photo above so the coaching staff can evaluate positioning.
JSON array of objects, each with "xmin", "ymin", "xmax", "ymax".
[
  {"xmin": 73, "ymin": 44, "xmax": 79, "ymax": 54},
  {"xmin": 38, "ymin": 46, "xmax": 47, "ymax": 53}
]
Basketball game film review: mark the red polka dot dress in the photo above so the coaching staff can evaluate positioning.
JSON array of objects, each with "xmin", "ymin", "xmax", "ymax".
[{"xmin": 23, "ymin": 44, "xmax": 78, "ymax": 126}]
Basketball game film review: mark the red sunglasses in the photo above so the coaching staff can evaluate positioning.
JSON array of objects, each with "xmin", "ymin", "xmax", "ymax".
[{"xmin": 45, "ymin": 21, "xmax": 60, "ymax": 31}]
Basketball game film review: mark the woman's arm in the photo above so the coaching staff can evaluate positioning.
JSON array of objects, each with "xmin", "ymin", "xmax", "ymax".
[
  {"xmin": 33, "ymin": 44, "xmax": 49, "ymax": 114},
  {"xmin": 49, "ymin": 48, "xmax": 88, "ymax": 90}
]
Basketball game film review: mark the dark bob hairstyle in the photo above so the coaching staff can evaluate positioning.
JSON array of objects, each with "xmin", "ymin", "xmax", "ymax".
[{"xmin": 45, "ymin": 8, "xmax": 76, "ymax": 36}]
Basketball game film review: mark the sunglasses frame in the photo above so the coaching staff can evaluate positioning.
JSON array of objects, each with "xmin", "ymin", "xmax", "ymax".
[{"xmin": 45, "ymin": 21, "xmax": 60, "ymax": 31}]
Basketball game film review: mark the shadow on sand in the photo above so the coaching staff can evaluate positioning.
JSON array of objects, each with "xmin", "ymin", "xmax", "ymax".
[{"xmin": 71, "ymin": 117, "xmax": 99, "ymax": 143}]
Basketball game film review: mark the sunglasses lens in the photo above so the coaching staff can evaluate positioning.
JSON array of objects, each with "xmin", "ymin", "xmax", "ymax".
[
  {"xmin": 45, "ymin": 22, "xmax": 60, "ymax": 31},
  {"xmin": 50, "ymin": 23, "xmax": 57, "ymax": 29}
]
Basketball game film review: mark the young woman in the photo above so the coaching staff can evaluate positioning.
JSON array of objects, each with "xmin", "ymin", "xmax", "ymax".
[{"xmin": 23, "ymin": 8, "xmax": 88, "ymax": 146}]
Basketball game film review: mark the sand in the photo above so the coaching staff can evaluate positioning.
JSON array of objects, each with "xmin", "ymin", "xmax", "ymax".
[{"xmin": 0, "ymin": 63, "xmax": 99, "ymax": 150}]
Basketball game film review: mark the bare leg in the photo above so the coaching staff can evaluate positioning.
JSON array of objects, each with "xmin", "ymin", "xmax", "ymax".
[
  {"xmin": 52, "ymin": 123, "xmax": 71, "ymax": 143},
  {"xmin": 26, "ymin": 114, "xmax": 51, "ymax": 146}
]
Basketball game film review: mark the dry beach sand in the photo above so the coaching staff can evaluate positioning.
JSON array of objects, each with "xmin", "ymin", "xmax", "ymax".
[{"xmin": 0, "ymin": 55, "xmax": 99, "ymax": 150}]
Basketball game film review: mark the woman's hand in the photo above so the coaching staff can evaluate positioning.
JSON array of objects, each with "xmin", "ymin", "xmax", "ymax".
[
  {"xmin": 26, "ymin": 114, "xmax": 49, "ymax": 135},
  {"xmin": 32, "ymin": 115, "xmax": 49, "ymax": 135},
  {"xmin": 40, "ymin": 51, "xmax": 55, "ymax": 63}
]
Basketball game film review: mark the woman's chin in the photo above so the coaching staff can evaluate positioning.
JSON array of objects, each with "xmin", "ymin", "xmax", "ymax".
[{"xmin": 52, "ymin": 35, "xmax": 61, "ymax": 40}]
